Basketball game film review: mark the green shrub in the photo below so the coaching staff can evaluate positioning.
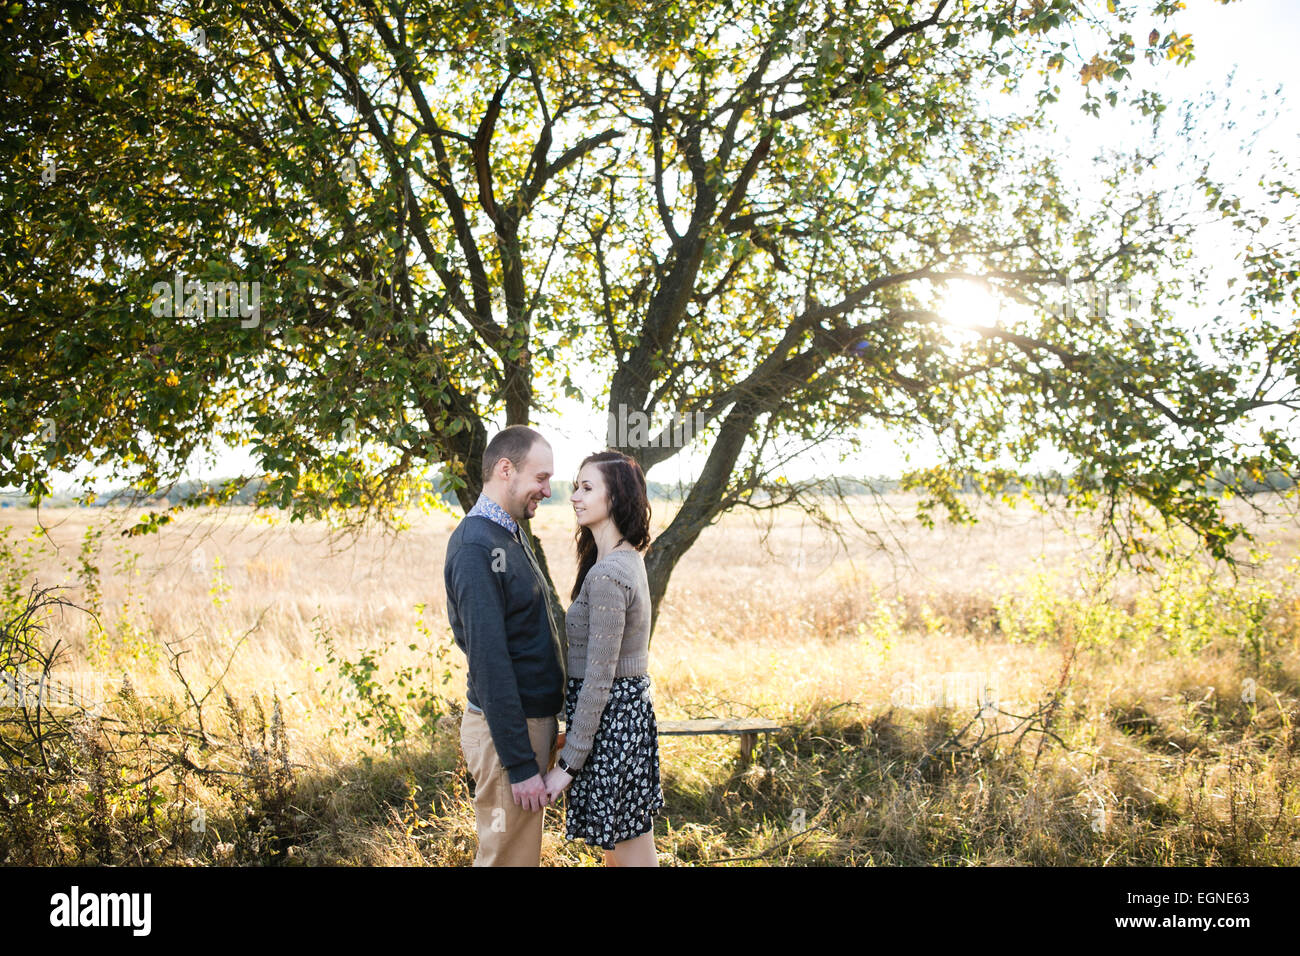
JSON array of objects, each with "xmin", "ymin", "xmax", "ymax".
[{"xmin": 313, "ymin": 602, "xmax": 455, "ymax": 757}]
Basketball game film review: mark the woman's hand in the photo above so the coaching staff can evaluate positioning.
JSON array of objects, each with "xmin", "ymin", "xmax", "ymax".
[{"xmin": 543, "ymin": 766, "xmax": 573, "ymax": 800}]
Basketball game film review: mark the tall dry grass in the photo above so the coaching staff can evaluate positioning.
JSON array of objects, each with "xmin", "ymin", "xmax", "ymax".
[{"xmin": 1, "ymin": 492, "xmax": 1297, "ymax": 865}]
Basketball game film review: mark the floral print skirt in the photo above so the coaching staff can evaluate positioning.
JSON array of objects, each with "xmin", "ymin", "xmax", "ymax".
[{"xmin": 563, "ymin": 675, "xmax": 664, "ymax": 851}]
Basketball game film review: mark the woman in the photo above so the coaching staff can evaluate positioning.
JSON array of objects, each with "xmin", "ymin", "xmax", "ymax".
[{"xmin": 543, "ymin": 450, "xmax": 663, "ymax": 866}]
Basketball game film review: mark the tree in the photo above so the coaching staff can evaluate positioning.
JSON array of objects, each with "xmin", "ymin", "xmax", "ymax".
[{"xmin": 2, "ymin": 0, "xmax": 1296, "ymax": 631}]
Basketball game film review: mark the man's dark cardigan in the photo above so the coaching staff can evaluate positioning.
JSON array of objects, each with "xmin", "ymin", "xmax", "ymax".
[{"xmin": 445, "ymin": 515, "xmax": 565, "ymax": 783}]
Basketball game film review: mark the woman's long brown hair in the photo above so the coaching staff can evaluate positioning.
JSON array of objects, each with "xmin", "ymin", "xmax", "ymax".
[{"xmin": 570, "ymin": 451, "xmax": 652, "ymax": 600}]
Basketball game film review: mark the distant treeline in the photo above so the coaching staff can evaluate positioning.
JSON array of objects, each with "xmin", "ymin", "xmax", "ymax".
[
  {"xmin": 1, "ymin": 467, "xmax": 1292, "ymax": 509},
  {"xmin": 0, "ymin": 475, "xmax": 710, "ymax": 508},
  {"xmin": 1, "ymin": 474, "xmax": 894, "ymax": 508}
]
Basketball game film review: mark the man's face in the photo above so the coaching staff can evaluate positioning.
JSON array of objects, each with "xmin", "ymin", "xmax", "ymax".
[{"xmin": 503, "ymin": 441, "xmax": 553, "ymax": 523}]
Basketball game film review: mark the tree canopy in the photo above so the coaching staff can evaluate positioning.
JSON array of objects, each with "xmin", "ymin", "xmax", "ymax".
[{"xmin": 2, "ymin": 0, "xmax": 1296, "ymax": 625}]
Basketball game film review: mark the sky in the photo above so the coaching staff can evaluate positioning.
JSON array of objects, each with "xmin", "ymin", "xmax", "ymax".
[{"xmin": 44, "ymin": 0, "xmax": 1300, "ymax": 497}]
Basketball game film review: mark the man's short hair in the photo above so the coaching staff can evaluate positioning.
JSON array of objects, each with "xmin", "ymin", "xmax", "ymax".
[{"xmin": 481, "ymin": 425, "xmax": 548, "ymax": 484}]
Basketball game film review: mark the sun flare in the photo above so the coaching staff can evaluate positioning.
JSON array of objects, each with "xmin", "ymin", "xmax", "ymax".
[{"xmin": 939, "ymin": 280, "xmax": 1002, "ymax": 330}]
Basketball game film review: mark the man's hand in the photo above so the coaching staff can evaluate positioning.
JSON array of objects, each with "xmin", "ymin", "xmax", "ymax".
[
  {"xmin": 511, "ymin": 772, "xmax": 551, "ymax": 813},
  {"xmin": 543, "ymin": 766, "xmax": 573, "ymax": 801}
]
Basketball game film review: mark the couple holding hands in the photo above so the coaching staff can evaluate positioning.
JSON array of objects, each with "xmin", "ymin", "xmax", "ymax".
[{"xmin": 445, "ymin": 425, "xmax": 663, "ymax": 867}]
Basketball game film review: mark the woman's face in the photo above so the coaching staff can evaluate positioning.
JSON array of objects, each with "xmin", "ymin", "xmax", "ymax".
[{"xmin": 570, "ymin": 463, "xmax": 611, "ymax": 529}]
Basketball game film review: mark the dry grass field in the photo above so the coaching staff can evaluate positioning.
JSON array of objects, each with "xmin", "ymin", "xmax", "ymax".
[{"xmin": 2, "ymin": 491, "xmax": 1298, "ymax": 865}]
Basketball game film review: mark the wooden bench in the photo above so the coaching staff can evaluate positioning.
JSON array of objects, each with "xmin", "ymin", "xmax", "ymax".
[{"xmin": 657, "ymin": 718, "xmax": 783, "ymax": 768}]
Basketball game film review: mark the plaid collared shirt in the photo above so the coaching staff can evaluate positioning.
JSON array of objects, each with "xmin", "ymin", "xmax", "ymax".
[{"xmin": 466, "ymin": 492, "xmax": 519, "ymax": 537}]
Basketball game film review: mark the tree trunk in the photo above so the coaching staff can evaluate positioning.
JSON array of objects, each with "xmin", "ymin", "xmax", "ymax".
[{"xmin": 641, "ymin": 403, "xmax": 761, "ymax": 640}]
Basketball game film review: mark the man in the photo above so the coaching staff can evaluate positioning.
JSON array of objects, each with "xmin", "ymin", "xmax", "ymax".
[{"xmin": 445, "ymin": 425, "xmax": 567, "ymax": 866}]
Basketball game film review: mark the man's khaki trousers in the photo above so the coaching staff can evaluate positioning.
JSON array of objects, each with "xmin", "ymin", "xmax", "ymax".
[{"xmin": 460, "ymin": 709, "xmax": 558, "ymax": 866}]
